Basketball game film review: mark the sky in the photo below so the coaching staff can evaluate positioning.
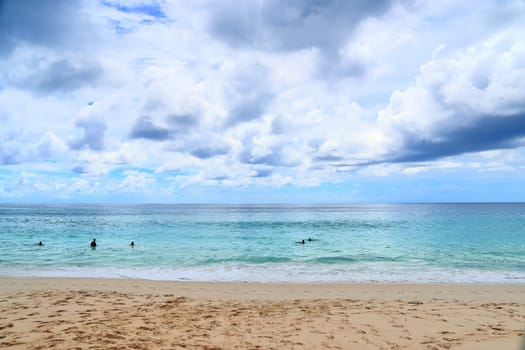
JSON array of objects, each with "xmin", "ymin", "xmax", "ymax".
[{"xmin": 0, "ymin": 0, "xmax": 525, "ymax": 203}]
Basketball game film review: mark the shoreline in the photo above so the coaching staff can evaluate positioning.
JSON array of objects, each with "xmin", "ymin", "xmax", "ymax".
[
  {"xmin": 1, "ymin": 277, "xmax": 524, "ymax": 349},
  {"xmin": 1, "ymin": 276, "xmax": 525, "ymax": 302}
]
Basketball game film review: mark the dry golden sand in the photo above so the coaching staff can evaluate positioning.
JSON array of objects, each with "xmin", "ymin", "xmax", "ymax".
[{"xmin": 0, "ymin": 278, "xmax": 524, "ymax": 349}]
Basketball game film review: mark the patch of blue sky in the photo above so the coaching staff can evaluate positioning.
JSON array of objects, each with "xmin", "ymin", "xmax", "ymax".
[
  {"xmin": 106, "ymin": 168, "xmax": 129, "ymax": 180},
  {"xmin": 351, "ymin": 172, "xmax": 525, "ymax": 203},
  {"xmin": 108, "ymin": 167, "xmax": 155, "ymax": 178},
  {"xmin": 101, "ymin": 1, "xmax": 166, "ymax": 19}
]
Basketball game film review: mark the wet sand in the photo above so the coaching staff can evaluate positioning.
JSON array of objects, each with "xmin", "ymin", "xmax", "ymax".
[{"xmin": 0, "ymin": 277, "xmax": 524, "ymax": 349}]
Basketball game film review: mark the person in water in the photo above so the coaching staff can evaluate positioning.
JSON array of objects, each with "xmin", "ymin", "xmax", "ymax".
[
  {"xmin": 90, "ymin": 239, "xmax": 97, "ymax": 248},
  {"xmin": 130, "ymin": 241, "xmax": 135, "ymax": 247},
  {"xmin": 296, "ymin": 239, "xmax": 305, "ymax": 244},
  {"xmin": 38, "ymin": 241, "xmax": 43, "ymax": 246}
]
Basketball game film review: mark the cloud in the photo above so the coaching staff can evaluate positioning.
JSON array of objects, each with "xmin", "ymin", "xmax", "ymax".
[
  {"xmin": 314, "ymin": 155, "xmax": 344, "ymax": 162},
  {"xmin": 70, "ymin": 147, "xmax": 127, "ymax": 176},
  {"xmin": 2, "ymin": 0, "xmax": 525, "ymax": 202},
  {"xmin": 0, "ymin": 134, "xmax": 21, "ymax": 165},
  {"xmin": 0, "ymin": 1, "xmax": 104, "ymax": 95},
  {"xmin": 190, "ymin": 146, "xmax": 229, "ymax": 159},
  {"xmin": 252, "ymin": 168, "xmax": 272, "ymax": 178},
  {"xmin": 239, "ymin": 136, "xmax": 300, "ymax": 167},
  {"xmin": 71, "ymin": 165, "xmax": 88, "ymax": 174},
  {"xmin": 167, "ymin": 113, "xmax": 199, "ymax": 128},
  {"xmin": 207, "ymin": 0, "xmax": 392, "ymax": 52},
  {"xmin": 226, "ymin": 93, "xmax": 272, "ymax": 126},
  {"xmin": 70, "ymin": 119, "xmax": 106, "ymax": 151},
  {"xmin": 0, "ymin": 131, "xmax": 67, "ymax": 165},
  {"xmin": 129, "ymin": 116, "xmax": 171, "ymax": 141},
  {"xmin": 379, "ymin": 33, "xmax": 525, "ymax": 163},
  {"xmin": 391, "ymin": 113, "xmax": 525, "ymax": 162},
  {"xmin": 128, "ymin": 113, "xmax": 201, "ymax": 144},
  {"xmin": 224, "ymin": 63, "xmax": 273, "ymax": 126},
  {"xmin": 207, "ymin": 0, "xmax": 394, "ymax": 80},
  {"xmin": 119, "ymin": 170, "xmax": 156, "ymax": 192},
  {"xmin": 4, "ymin": 56, "xmax": 103, "ymax": 94},
  {"xmin": 0, "ymin": 0, "xmax": 89, "ymax": 56},
  {"xmin": 34, "ymin": 131, "xmax": 68, "ymax": 159}
]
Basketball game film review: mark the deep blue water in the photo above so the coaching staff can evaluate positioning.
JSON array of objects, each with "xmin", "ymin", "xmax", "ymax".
[{"xmin": 0, "ymin": 203, "xmax": 524, "ymax": 283}]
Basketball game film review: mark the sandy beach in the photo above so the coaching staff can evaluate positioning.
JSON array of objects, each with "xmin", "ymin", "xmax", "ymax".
[{"xmin": 0, "ymin": 278, "xmax": 523, "ymax": 349}]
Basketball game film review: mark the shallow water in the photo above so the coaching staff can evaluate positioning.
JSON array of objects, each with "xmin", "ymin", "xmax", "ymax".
[{"xmin": 0, "ymin": 203, "xmax": 524, "ymax": 283}]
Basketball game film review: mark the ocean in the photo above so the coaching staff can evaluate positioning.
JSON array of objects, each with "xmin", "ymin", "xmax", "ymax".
[{"xmin": 0, "ymin": 203, "xmax": 524, "ymax": 283}]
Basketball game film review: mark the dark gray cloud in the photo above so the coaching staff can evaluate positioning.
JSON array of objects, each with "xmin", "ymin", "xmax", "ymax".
[
  {"xmin": 388, "ymin": 113, "xmax": 525, "ymax": 163},
  {"xmin": 0, "ymin": 0, "xmax": 83, "ymax": 56},
  {"xmin": 208, "ymin": 0, "xmax": 392, "ymax": 52},
  {"xmin": 167, "ymin": 113, "xmax": 199, "ymax": 128},
  {"xmin": 0, "ymin": 1, "xmax": 104, "ymax": 94},
  {"xmin": 190, "ymin": 146, "xmax": 229, "ymax": 159},
  {"xmin": 128, "ymin": 112, "xmax": 199, "ymax": 141},
  {"xmin": 225, "ymin": 64, "xmax": 273, "ymax": 126},
  {"xmin": 208, "ymin": 175, "xmax": 229, "ymax": 181},
  {"xmin": 208, "ymin": 0, "xmax": 392, "ymax": 80},
  {"xmin": 316, "ymin": 56, "xmax": 367, "ymax": 79},
  {"xmin": 314, "ymin": 155, "xmax": 344, "ymax": 162},
  {"xmin": 129, "ymin": 116, "xmax": 171, "ymax": 141},
  {"xmin": 70, "ymin": 119, "xmax": 106, "ymax": 151},
  {"xmin": 226, "ymin": 92, "xmax": 273, "ymax": 126},
  {"xmin": 5, "ymin": 58, "xmax": 103, "ymax": 94}
]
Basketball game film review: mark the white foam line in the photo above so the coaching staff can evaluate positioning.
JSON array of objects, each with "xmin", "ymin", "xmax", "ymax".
[{"xmin": 1, "ymin": 263, "xmax": 525, "ymax": 284}]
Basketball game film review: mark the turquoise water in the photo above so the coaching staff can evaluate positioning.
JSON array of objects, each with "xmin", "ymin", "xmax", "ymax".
[{"xmin": 0, "ymin": 203, "xmax": 524, "ymax": 283}]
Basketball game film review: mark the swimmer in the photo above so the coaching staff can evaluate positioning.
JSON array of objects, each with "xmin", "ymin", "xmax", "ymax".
[
  {"xmin": 296, "ymin": 239, "xmax": 305, "ymax": 244},
  {"xmin": 38, "ymin": 241, "xmax": 43, "ymax": 246},
  {"xmin": 130, "ymin": 241, "xmax": 135, "ymax": 247},
  {"xmin": 90, "ymin": 239, "xmax": 97, "ymax": 248}
]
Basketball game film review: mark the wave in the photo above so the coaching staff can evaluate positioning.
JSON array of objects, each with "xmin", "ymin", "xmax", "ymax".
[
  {"xmin": 200, "ymin": 256, "xmax": 293, "ymax": 265},
  {"xmin": 2, "ymin": 262, "xmax": 525, "ymax": 284},
  {"xmin": 309, "ymin": 255, "xmax": 406, "ymax": 264}
]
